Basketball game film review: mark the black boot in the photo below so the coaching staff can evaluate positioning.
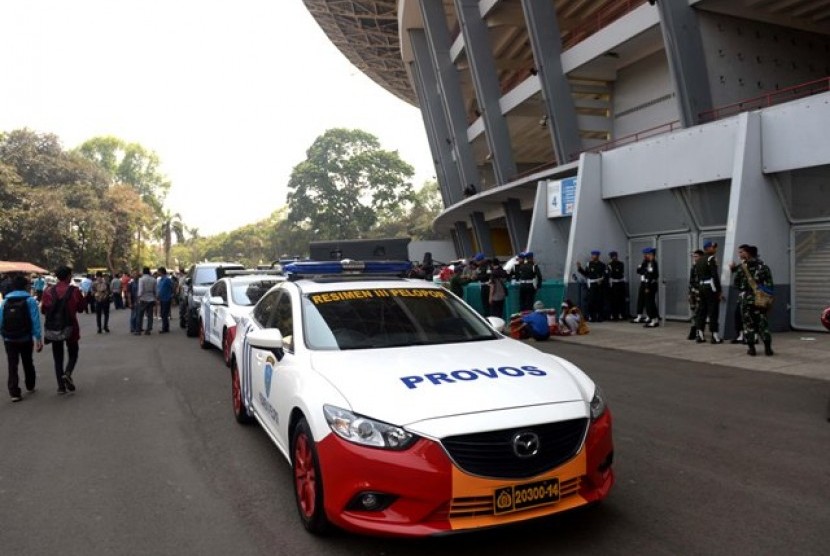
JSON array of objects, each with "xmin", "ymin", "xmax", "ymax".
[
  {"xmin": 695, "ymin": 330, "xmax": 705, "ymax": 343},
  {"xmin": 688, "ymin": 326, "xmax": 697, "ymax": 340},
  {"xmin": 764, "ymin": 339, "xmax": 774, "ymax": 356},
  {"xmin": 747, "ymin": 343, "xmax": 756, "ymax": 356}
]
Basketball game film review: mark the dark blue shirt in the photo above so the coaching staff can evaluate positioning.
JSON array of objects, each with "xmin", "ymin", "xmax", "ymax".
[
  {"xmin": 521, "ymin": 311, "xmax": 550, "ymax": 339},
  {"xmin": 157, "ymin": 275, "xmax": 174, "ymax": 302}
]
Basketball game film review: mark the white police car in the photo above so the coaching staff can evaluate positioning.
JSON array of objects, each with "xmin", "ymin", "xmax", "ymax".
[
  {"xmin": 230, "ymin": 260, "xmax": 613, "ymax": 537},
  {"xmin": 199, "ymin": 271, "xmax": 284, "ymax": 366}
]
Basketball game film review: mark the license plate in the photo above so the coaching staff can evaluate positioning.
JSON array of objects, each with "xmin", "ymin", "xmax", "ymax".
[{"xmin": 494, "ymin": 478, "xmax": 560, "ymax": 514}]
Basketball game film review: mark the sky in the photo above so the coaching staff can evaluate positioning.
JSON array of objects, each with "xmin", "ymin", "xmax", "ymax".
[{"xmin": 0, "ymin": 0, "xmax": 436, "ymax": 236}]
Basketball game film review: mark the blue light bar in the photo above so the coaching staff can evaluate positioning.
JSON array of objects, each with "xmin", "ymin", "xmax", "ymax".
[{"xmin": 283, "ymin": 260, "xmax": 412, "ymax": 277}]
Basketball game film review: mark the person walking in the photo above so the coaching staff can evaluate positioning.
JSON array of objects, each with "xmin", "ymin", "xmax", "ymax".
[
  {"xmin": 93, "ymin": 271, "xmax": 111, "ymax": 333},
  {"xmin": 80, "ymin": 273, "xmax": 94, "ymax": 314},
  {"xmin": 1, "ymin": 275, "xmax": 43, "ymax": 402},
  {"xmin": 120, "ymin": 272, "xmax": 131, "ymax": 309},
  {"xmin": 128, "ymin": 270, "xmax": 140, "ymax": 334},
  {"xmin": 576, "ymin": 250, "xmax": 606, "ymax": 322},
  {"xmin": 730, "ymin": 245, "xmax": 774, "ymax": 356},
  {"xmin": 41, "ymin": 266, "xmax": 85, "ymax": 394},
  {"xmin": 32, "ymin": 274, "xmax": 46, "ymax": 302},
  {"xmin": 136, "ymin": 267, "xmax": 157, "ymax": 335},
  {"xmin": 606, "ymin": 251, "xmax": 626, "ymax": 321},
  {"xmin": 632, "ymin": 247, "xmax": 660, "ymax": 327},
  {"xmin": 694, "ymin": 241, "xmax": 724, "ymax": 344},
  {"xmin": 157, "ymin": 267, "xmax": 174, "ymax": 333},
  {"xmin": 110, "ymin": 273, "xmax": 123, "ymax": 310}
]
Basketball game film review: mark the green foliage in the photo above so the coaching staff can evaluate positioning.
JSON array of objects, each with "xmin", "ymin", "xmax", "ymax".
[
  {"xmin": 371, "ymin": 179, "xmax": 445, "ymax": 240},
  {"xmin": 286, "ymin": 128, "xmax": 415, "ymax": 239}
]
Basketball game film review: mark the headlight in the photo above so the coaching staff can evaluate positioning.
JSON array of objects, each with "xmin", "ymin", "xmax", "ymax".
[
  {"xmin": 590, "ymin": 386, "xmax": 607, "ymax": 421},
  {"xmin": 323, "ymin": 405, "xmax": 418, "ymax": 450}
]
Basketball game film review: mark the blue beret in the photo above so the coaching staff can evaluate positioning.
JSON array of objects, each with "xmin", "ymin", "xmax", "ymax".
[
  {"xmin": 642, "ymin": 247, "xmax": 656, "ymax": 254},
  {"xmin": 609, "ymin": 251, "xmax": 618, "ymax": 257},
  {"xmin": 474, "ymin": 253, "xmax": 485, "ymax": 261},
  {"xmin": 517, "ymin": 251, "xmax": 526, "ymax": 258},
  {"xmin": 525, "ymin": 252, "xmax": 534, "ymax": 258},
  {"xmin": 590, "ymin": 250, "xmax": 600, "ymax": 256},
  {"xmin": 703, "ymin": 241, "xmax": 717, "ymax": 249}
]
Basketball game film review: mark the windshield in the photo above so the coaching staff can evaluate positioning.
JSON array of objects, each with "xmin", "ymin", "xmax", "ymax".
[
  {"xmin": 231, "ymin": 279, "xmax": 280, "ymax": 306},
  {"xmin": 302, "ymin": 287, "xmax": 499, "ymax": 350},
  {"xmin": 193, "ymin": 267, "xmax": 218, "ymax": 286}
]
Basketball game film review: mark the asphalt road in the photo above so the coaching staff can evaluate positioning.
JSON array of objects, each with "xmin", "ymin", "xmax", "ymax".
[{"xmin": 1, "ymin": 308, "xmax": 828, "ymax": 556}]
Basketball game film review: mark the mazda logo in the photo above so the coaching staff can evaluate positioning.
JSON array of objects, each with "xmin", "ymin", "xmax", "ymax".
[{"xmin": 512, "ymin": 431, "xmax": 540, "ymax": 458}]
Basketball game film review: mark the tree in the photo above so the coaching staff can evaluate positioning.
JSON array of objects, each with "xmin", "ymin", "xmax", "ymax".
[
  {"xmin": 371, "ymin": 179, "xmax": 446, "ymax": 240},
  {"xmin": 286, "ymin": 128, "xmax": 415, "ymax": 240},
  {"xmin": 156, "ymin": 210, "xmax": 185, "ymax": 268}
]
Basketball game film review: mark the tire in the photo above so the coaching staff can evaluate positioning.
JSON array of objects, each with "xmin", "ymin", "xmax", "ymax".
[
  {"xmin": 292, "ymin": 418, "xmax": 331, "ymax": 535},
  {"xmin": 198, "ymin": 319, "xmax": 210, "ymax": 349},
  {"xmin": 231, "ymin": 359, "xmax": 253, "ymax": 425},
  {"xmin": 186, "ymin": 308, "xmax": 199, "ymax": 337}
]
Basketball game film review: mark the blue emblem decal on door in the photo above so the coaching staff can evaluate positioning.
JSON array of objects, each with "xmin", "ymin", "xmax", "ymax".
[{"xmin": 264, "ymin": 363, "xmax": 273, "ymax": 397}]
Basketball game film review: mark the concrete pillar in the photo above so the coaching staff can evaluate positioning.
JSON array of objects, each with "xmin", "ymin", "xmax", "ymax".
[
  {"xmin": 503, "ymin": 198, "xmax": 530, "ymax": 255},
  {"xmin": 470, "ymin": 211, "xmax": 494, "ymax": 256},
  {"xmin": 454, "ymin": 0, "xmax": 517, "ymax": 184},
  {"xmin": 454, "ymin": 221, "xmax": 474, "ymax": 257}
]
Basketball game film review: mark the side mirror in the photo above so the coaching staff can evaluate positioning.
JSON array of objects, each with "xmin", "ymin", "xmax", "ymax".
[
  {"xmin": 185, "ymin": 277, "xmax": 192, "ymax": 286},
  {"xmin": 248, "ymin": 328, "xmax": 285, "ymax": 361},
  {"xmin": 208, "ymin": 296, "xmax": 226, "ymax": 306},
  {"xmin": 487, "ymin": 316, "xmax": 506, "ymax": 332}
]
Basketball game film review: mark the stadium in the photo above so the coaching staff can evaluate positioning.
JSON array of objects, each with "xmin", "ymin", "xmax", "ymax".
[{"xmin": 303, "ymin": 0, "xmax": 830, "ymax": 333}]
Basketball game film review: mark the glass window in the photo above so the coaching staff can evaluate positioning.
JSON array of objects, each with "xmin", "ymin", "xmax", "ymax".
[
  {"xmin": 777, "ymin": 166, "xmax": 830, "ymax": 221},
  {"xmin": 302, "ymin": 287, "xmax": 499, "ymax": 351},
  {"xmin": 268, "ymin": 294, "xmax": 294, "ymax": 352},
  {"xmin": 684, "ymin": 180, "xmax": 730, "ymax": 228},
  {"xmin": 614, "ymin": 189, "xmax": 692, "ymax": 235},
  {"xmin": 231, "ymin": 279, "xmax": 280, "ymax": 306},
  {"xmin": 194, "ymin": 267, "xmax": 218, "ymax": 286},
  {"xmin": 253, "ymin": 290, "xmax": 279, "ymax": 327}
]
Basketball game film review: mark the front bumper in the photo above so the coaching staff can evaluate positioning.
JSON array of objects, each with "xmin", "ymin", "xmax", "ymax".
[{"xmin": 315, "ymin": 410, "xmax": 614, "ymax": 537}]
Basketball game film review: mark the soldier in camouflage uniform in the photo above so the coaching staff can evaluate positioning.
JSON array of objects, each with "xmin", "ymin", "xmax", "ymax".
[
  {"xmin": 687, "ymin": 250, "xmax": 703, "ymax": 340},
  {"xmin": 730, "ymin": 244, "xmax": 774, "ymax": 356},
  {"xmin": 576, "ymin": 250, "xmax": 606, "ymax": 322}
]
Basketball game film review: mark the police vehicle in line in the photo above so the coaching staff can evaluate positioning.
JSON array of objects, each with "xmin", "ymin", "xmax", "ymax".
[
  {"xmin": 179, "ymin": 262, "xmax": 244, "ymax": 337},
  {"xmin": 230, "ymin": 260, "xmax": 614, "ymax": 537},
  {"xmin": 198, "ymin": 270, "xmax": 284, "ymax": 366}
]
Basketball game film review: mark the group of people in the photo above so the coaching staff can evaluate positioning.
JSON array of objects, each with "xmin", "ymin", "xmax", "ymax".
[
  {"xmin": 511, "ymin": 299, "xmax": 589, "ymax": 342},
  {"xmin": 575, "ymin": 250, "xmax": 629, "ymax": 323},
  {"xmin": 1, "ymin": 264, "xmax": 183, "ymax": 403}
]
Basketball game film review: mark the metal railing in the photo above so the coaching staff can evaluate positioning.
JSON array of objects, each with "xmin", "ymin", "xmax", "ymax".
[
  {"xmin": 562, "ymin": 0, "xmax": 648, "ymax": 50},
  {"xmin": 699, "ymin": 77, "xmax": 830, "ymax": 122}
]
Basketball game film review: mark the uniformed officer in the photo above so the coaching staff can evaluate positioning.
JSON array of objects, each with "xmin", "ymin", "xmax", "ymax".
[
  {"xmin": 513, "ymin": 252, "xmax": 542, "ymax": 312},
  {"xmin": 730, "ymin": 244, "xmax": 774, "ymax": 356},
  {"xmin": 694, "ymin": 241, "xmax": 724, "ymax": 344},
  {"xmin": 631, "ymin": 247, "xmax": 660, "ymax": 327},
  {"xmin": 576, "ymin": 250, "xmax": 606, "ymax": 322},
  {"xmin": 606, "ymin": 251, "xmax": 626, "ymax": 321},
  {"xmin": 687, "ymin": 250, "xmax": 703, "ymax": 340}
]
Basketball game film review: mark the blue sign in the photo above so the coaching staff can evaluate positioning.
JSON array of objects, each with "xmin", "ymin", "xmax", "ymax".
[{"xmin": 546, "ymin": 177, "xmax": 577, "ymax": 218}]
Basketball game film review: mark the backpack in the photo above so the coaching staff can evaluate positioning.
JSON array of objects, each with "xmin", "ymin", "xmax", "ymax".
[
  {"xmin": 2, "ymin": 297, "xmax": 32, "ymax": 341},
  {"xmin": 44, "ymin": 286, "xmax": 75, "ymax": 342}
]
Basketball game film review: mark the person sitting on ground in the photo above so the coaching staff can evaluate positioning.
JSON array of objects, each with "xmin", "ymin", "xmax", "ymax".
[
  {"xmin": 559, "ymin": 299, "xmax": 589, "ymax": 336},
  {"xmin": 517, "ymin": 300, "xmax": 551, "ymax": 341}
]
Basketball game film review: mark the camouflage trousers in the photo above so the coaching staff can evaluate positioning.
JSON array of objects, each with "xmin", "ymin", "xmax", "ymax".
[{"xmin": 741, "ymin": 296, "xmax": 771, "ymax": 345}]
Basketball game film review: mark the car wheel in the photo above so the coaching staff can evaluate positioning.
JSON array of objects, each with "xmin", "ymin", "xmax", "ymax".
[
  {"xmin": 222, "ymin": 329, "xmax": 231, "ymax": 367},
  {"xmin": 231, "ymin": 359, "xmax": 253, "ymax": 425},
  {"xmin": 186, "ymin": 311, "xmax": 199, "ymax": 337},
  {"xmin": 198, "ymin": 319, "xmax": 209, "ymax": 349},
  {"xmin": 292, "ymin": 418, "xmax": 331, "ymax": 535}
]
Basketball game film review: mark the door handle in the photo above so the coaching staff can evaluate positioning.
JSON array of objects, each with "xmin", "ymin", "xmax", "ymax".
[{"xmin": 255, "ymin": 353, "xmax": 264, "ymax": 363}]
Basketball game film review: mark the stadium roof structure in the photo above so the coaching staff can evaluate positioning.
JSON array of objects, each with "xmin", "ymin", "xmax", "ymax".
[{"xmin": 302, "ymin": 0, "xmax": 416, "ymax": 105}]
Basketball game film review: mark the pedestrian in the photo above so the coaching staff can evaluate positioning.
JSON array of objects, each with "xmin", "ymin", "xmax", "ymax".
[
  {"xmin": 448, "ymin": 265, "xmax": 464, "ymax": 298},
  {"xmin": 576, "ymin": 250, "xmax": 606, "ymax": 322},
  {"xmin": 110, "ymin": 273, "xmax": 123, "ymax": 310},
  {"xmin": 128, "ymin": 270, "xmax": 140, "ymax": 334},
  {"xmin": 120, "ymin": 271, "xmax": 131, "ymax": 309},
  {"xmin": 606, "ymin": 251, "xmax": 626, "ymax": 321},
  {"xmin": 1, "ymin": 275, "xmax": 43, "ymax": 402},
  {"xmin": 157, "ymin": 266, "xmax": 174, "ymax": 333},
  {"xmin": 730, "ymin": 244, "xmax": 774, "ymax": 356},
  {"xmin": 41, "ymin": 266, "xmax": 85, "ymax": 394},
  {"xmin": 472, "ymin": 254, "xmax": 492, "ymax": 316},
  {"xmin": 488, "ymin": 259, "xmax": 509, "ymax": 319},
  {"xmin": 687, "ymin": 250, "xmax": 703, "ymax": 340},
  {"xmin": 80, "ymin": 273, "xmax": 94, "ymax": 314},
  {"xmin": 136, "ymin": 266, "xmax": 157, "ymax": 335},
  {"xmin": 93, "ymin": 271, "xmax": 111, "ymax": 333},
  {"xmin": 694, "ymin": 241, "xmax": 724, "ymax": 344},
  {"xmin": 32, "ymin": 273, "xmax": 46, "ymax": 302},
  {"xmin": 631, "ymin": 247, "xmax": 660, "ymax": 327},
  {"xmin": 559, "ymin": 299, "xmax": 589, "ymax": 336}
]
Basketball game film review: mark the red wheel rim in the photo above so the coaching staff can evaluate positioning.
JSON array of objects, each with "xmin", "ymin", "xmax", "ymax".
[
  {"xmin": 199, "ymin": 322, "xmax": 205, "ymax": 345},
  {"xmin": 294, "ymin": 433, "xmax": 317, "ymax": 518},
  {"xmin": 232, "ymin": 363, "xmax": 242, "ymax": 415},
  {"xmin": 223, "ymin": 332, "xmax": 230, "ymax": 364}
]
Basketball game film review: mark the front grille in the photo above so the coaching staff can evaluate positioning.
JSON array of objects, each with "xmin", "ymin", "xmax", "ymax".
[
  {"xmin": 441, "ymin": 418, "xmax": 588, "ymax": 479},
  {"xmin": 448, "ymin": 477, "xmax": 581, "ymax": 518}
]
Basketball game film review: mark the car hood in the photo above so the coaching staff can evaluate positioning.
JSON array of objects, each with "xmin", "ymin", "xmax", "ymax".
[{"xmin": 308, "ymin": 339, "xmax": 591, "ymax": 428}]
